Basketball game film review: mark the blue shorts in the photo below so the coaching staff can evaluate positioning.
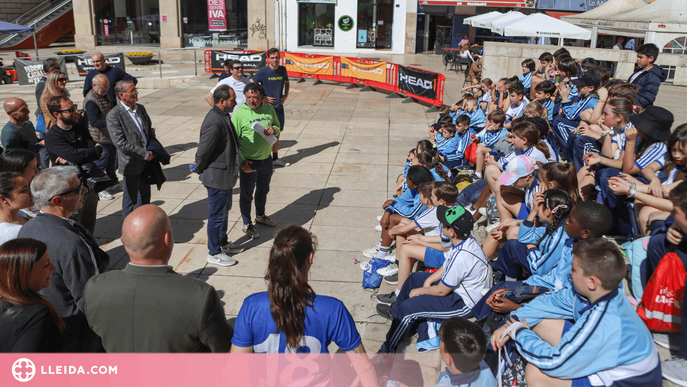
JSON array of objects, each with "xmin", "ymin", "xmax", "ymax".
[
  {"xmin": 275, "ymin": 108, "xmax": 285, "ymax": 132},
  {"xmin": 516, "ymin": 202, "xmax": 529, "ymax": 220},
  {"xmin": 424, "ymin": 247, "xmax": 446, "ymax": 268},
  {"xmin": 562, "ymin": 320, "xmax": 592, "ymax": 387}
]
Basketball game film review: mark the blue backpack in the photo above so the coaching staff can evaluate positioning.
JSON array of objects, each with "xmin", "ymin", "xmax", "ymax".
[
  {"xmin": 621, "ymin": 236, "xmax": 649, "ymax": 300},
  {"xmin": 362, "ymin": 258, "xmax": 391, "ymax": 289}
]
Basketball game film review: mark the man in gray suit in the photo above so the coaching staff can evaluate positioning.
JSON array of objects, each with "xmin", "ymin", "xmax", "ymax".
[
  {"xmin": 84, "ymin": 204, "xmax": 233, "ymax": 352},
  {"xmin": 106, "ymin": 80, "xmax": 157, "ymax": 218},
  {"xmin": 193, "ymin": 85, "xmax": 243, "ymax": 267}
]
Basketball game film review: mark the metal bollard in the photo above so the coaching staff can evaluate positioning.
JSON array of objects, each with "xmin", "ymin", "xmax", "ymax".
[
  {"xmin": 159, "ymin": 50, "xmax": 162, "ymax": 78},
  {"xmin": 194, "ymin": 50, "xmax": 197, "ymax": 77}
]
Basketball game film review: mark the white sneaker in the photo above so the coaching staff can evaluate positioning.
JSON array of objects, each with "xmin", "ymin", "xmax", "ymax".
[
  {"xmin": 375, "ymin": 225, "xmax": 383, "ymax": 232},
  {"xmin": 98, "ymin": 191, "xmax": 114, "ymax": 200},
  {"xmin": 273, "ymin": 159, "xmax": 290, "ymax": 167},
  {"xmin": 466, "ymin": 206, "xmax": 477, "ymax": 216},
  {"xmin": 485, "ymin": 222, "xmax": 500, "ymax": 234},
  {"xmin": 478, "ymin": 207, "xmax": 487, "ymax": 216},
  {"xmin": 653, "ymin": 332, "xmax": 680, "ymax": 351},
  {"xmin": 207, "ymin": 252, "xmax": 237, "ymax": 267},
  {"xmin": 377, "ymin": 215, "xmax": 383, "ymax": 221},
  {"xmin": 662, "ymin": 357, "xmax": 687, "ymax": 387},
  {"xmin": 377, "ymin": 263, "xmax": 399, "ymax": 277},
  {"xmin": 362, "ymin": 246, "xmax": 380, "ymax": 258}
]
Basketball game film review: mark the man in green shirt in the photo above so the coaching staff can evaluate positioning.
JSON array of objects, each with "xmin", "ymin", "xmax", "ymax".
[
  {"xmin": 231, "ymin": 82, "xmax": 280, "ymax": 239},
  {"xmin": 2, "ymin": 98, "xmax": 41, "ymax": 156}
]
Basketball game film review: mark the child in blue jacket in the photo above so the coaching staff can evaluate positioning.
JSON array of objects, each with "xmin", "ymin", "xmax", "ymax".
[
  {"xmin": 630, "ymin": 43, "xmax": 667, "ymax": 108},
  {"xmin": 492, "ymin": 238, "xmax": 661, "ymax": 386},
  {"xmin": 551, "ymin": 71, "xmax": 600, "ymax": 159}
]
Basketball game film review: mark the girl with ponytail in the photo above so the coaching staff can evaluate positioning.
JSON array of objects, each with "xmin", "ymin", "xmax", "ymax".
[
  {"xmin": 416, "ymin": 153, "xmax": 450, "ymax": 182},
  {"xmin": 492, "ymin": 189, "xmax": 572, "ymax": 280},
  {"xmin": 232, "ymin": 225, "xmax": 373, "ymax": 360},
  {"xmin": 416, "ymin": 140, "xmax": 452, "ymax": 180},
  {"xmin": 538, "ymin": 162, "xmax": 579, "ymax": 205}
]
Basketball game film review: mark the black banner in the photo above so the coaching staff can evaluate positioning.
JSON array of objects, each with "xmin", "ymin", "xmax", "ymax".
[
  {"xmin": 13, "ymin": 57, "xmax": 68, "ymax": 86},
  {"xmin": 398, "ymin": 65, "xmax": 439, "ymax": 100},
  {"xmin": 74, "ymin": 53, "xmax": 126, "ymax": 76},
  {"xmin": 210, "ymin": 50, "xmax": 266, "ymax": 73}
]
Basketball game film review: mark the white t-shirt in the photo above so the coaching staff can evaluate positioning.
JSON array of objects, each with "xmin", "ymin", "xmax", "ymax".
[
  {"xmin": 441, "ymin": 234, "xmax": 489, "ymax": 308},
  {"xmin": 414, "ymin": 206, "xmax": 441, "ymax": 237},
  {"xmin": 0, "ymin": 222, "xmax": 22, "ymax": 246},
  {"xmin": 211, "ymin": 75, "xmax": 250, "ymax": 111}
]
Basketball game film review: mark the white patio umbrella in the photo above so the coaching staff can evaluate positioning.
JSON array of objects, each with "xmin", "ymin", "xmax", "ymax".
[
  {"xmin": 503, "ymin": 13, "xmax": 592, "ymax": 42},
  {"xmin": 464, "ymin": 11, "xmax": 504, "ymax": 29},
  {"xmin": 491, "ymin": 12, "xmax": 527, "ymax": 36}
]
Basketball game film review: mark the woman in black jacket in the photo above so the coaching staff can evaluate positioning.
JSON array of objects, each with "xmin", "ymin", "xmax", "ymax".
[{"xmin": 0, "ymin": 238, "xmax": 63, "ymax": 352}]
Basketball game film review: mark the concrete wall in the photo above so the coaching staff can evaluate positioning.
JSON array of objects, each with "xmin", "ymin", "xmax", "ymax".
[
  {"xmin": 482, "ymin": 41, "xmax": 687, "ymax": 86},
  {"xmin": 0, "ymin": 0, "xmax": 44, "ymax": 22},
  {"xmin": 248, "ymin": 0, "xmax": 272, "ymax": 51},
  {"xmin": 73, "ymin": 0, "xmax": 97, "ymax": 50},
  {"xmin": 159, "ymin": 0, "xmax": 182, "ymax": 48}
]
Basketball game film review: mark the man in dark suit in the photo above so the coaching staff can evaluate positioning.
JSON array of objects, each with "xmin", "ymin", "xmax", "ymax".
[
  {"xmin": 107, "ymin": 80, "xmax": 158, "ymax": 218},
  {"xmin": 84, "ymin": 204, "xmax": 233, "ymax": 352},
  {"xmin": 193, "ymin": 86, "xmax": 243, "ymax": 267},
  {"xmin": 18, "ymin": 166, "xmax": 110, "ymax": 352}
]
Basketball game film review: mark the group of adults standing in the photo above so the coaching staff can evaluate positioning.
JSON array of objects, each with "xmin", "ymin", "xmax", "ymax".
[{"xmin": 195, "ymin": 47, "xmax": 289, "ymax": 267}]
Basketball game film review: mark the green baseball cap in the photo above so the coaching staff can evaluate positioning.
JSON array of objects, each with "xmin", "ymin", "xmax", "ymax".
[{"xmin": 436, "ymin": 205, "xmax": 474, "ymax": 235}]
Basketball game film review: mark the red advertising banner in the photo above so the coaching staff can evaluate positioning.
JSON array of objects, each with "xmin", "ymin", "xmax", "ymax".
[{"xmin": 207, "ymin": 0, "xmax": 227, "ymax": 31}]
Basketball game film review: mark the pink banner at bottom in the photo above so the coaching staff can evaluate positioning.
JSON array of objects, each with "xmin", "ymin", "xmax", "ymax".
[{"xmin": 0, "ymin": 353, "xmax": 428, "ymax": 387}]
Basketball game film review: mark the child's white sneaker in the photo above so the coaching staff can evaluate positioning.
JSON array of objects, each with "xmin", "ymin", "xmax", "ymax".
[
  {"xmin": 375, "ymin": 225, "xmax": 383, "ymax": 232},
  {"xmin": 376, "ymin": 263, "xmax": 399, "ymax": 277},
  {"xmin": 362, "ymin": 247, "xmax": 380, "ymax": 258},
  {"xmin": 485, "ymin": 222, "xmax": 500, "ymax": 234},
  {"xmin": 377, "ymin": 215, "xmax": 383, "ymax": 221}
]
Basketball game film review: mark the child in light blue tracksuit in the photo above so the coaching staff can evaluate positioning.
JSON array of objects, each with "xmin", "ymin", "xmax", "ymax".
[
  {"xmin": 440, "ymin": 116, "xmax": 472, "ymax": 169},
  {"xmin": 462, "ymin": 95, "xmax": 486, "ymax": 133},
  {"xmin": 551, "ymin": 71, "xmax": 600, "ymax": 159},
  {"xmin": 494, "ymin": 238, "xmax": 661, "ymax": 386}
]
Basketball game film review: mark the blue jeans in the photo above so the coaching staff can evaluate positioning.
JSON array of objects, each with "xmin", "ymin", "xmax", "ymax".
[
  {"xmin": 122, "ymin": 174, "xmax": 151, "ymax": 219},
  {"xmin": 239, "ymin": 157, "xmax": 273, "ymax": 225},
  {"xmin": 95, "ymin": 143, "xmax": 118, "ymax": 182},
  {"xmin": 207, "ymin": 187, "xmax": 232, "ymax": 255}
]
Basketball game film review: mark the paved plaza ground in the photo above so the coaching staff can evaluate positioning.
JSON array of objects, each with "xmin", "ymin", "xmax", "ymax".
[{"xmin": 1, "ymin": 52, "xmax": 685, "ymax": 385}]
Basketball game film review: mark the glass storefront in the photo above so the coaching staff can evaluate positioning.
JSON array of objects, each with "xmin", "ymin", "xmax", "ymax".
[
  {"xmin": 297, "ymin": 3, "xmax": 335, "ymax": 47},
  {"xmin": 356, "ymin": 0, "xmax": 393, "ymax": 49},
  {"xmin": 181, "ymin": 0, "xmax": 247, "ymax": 48},
  {"xmin": 93, "ymin": 0, "xmax": 161, "ymax": 45}
]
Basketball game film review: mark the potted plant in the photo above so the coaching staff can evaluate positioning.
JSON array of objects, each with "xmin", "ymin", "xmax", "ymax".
[
  {"xmin": 55, "ymin": 49, "xmax": 86, "ymax": 63},
  {"xmin": 126, "ymin": 51, "xmax": 155, "ymax": 65}
]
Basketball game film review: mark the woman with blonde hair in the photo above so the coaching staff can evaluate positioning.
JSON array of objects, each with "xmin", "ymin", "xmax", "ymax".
[{"xmin": 39, "ymin": 71, "xmax": 70, "ymax": 132}]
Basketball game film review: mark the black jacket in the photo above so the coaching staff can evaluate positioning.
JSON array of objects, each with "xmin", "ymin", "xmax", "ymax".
[
  {"xmin": 194, "ymin": 106, "xmax": 240, "ymax": 191},
  {"xmin": 45, "ymin": 122, "xmax": 103, "ymax": 166}
]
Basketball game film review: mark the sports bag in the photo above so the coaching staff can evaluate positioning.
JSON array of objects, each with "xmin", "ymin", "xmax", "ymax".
[{"xmin": 637, "ymin": 252, "xmax": 686, "ymax": 332}]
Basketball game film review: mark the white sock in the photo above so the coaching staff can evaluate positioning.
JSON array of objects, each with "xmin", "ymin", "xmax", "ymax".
[
  {"xmin": 395, "ymin": 289, "xmax": 400, "ymax": 296},
  {"xmin": 475, "ymin": 172, "xmax": 483, "ymax": 178},
  {"xmin": 377, "ymin": 239, "xmax": 383, "ymax": 249},
  {"xmin": 376, "ymin": 246, "xmax": 389, "ymax": 259}
]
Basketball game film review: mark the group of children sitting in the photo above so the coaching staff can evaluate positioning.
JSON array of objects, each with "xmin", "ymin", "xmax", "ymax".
[{"xmin": 360, "ymin": 43, "xmax": 680, "ymax": 386}]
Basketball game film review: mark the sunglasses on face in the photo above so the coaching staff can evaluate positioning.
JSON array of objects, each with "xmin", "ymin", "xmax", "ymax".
[
  {"xmin": 233, "ymin": 66, "xmax": 243, "ymax": 70},
  {"xmin": 58, "ymin": 106, "xmax": 76, "ymax": 113},
  {"xmin": 54, "ymin": 183, "xmax": 84, "ymax": 198},
  {"xmin": 57, "ymin": 78, "xmax": 67, "ymax": 82}
]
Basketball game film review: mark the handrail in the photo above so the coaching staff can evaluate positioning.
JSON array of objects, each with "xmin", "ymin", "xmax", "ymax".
[{"xmin": 0, "ymin": 0, "xmax": 72, "ymax": 46}]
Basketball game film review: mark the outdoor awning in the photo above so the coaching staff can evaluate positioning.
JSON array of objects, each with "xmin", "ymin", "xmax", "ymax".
[
  {"xmin": 545, "ymin": 11, "xmax": 579, "ymax": 20},
  {"xmin": 463, "ymin": 11, "xmax": 504, "ymax": 28},
  {"xmin": 0, "ymin": 20, "xmax": 34, "ymax": 34},
  {"xmin": 491, "ymin": 11, "xmax": 527, "ymax": 35},
  {"xmin": 503, "ymin": 13, "xmax": 592, "ymax": 40}
]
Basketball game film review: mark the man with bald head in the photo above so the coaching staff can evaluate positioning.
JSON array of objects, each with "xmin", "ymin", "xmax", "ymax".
[
  {"xmin": 84, "ymin": 204, "xmax": 233, "ymax": 352},
  {"xmin": 84, "ymin": 73, "xmax": 120, "ymax": 199},
  {"xmin": 83, "ymin": 52, "xmax": 137, "ymax": 107},
  {"xmin": 2, "ymin": 98, "xmax": 41, "ymax": 155}
]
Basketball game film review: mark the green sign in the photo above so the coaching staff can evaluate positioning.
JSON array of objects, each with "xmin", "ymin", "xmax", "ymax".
[{"xmin": 338, "ymin": 15, "xmax": 354, "ymax": 32}]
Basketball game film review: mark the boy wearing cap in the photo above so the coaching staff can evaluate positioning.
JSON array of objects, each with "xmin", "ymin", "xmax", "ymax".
[
  {"xmin": 551, "ymin": 71, "xmax": 600, "ymax": 158},
  {"xmin": 377, "ymin": 205, "xmax": 488, "ymax": 354},
  {"xmin": 496, "ymin": 155, "xmax": 539, "ymax": 224}
]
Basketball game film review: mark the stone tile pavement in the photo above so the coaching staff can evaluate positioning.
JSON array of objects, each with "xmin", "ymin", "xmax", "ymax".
[{"xmin": 2, "ymin": 52, "xmax": 686, "ymax": 386}]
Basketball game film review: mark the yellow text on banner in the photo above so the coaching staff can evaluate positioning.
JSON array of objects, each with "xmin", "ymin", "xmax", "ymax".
[
  {"xmin": 284, "ymin": 53, "xmax": 334, "ymax": 76},
  {"xmin": 340, "ymin": 57, "xmax": 387, "ymax": 83}
]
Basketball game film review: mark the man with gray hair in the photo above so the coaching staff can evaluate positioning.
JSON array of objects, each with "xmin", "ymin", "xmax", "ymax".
[
  {"xmin": 107, "ymin": 80, "xmax": 160, "ymax": 218},
  {"xmin": 19, "ymin": 166, "xmax": 110, "ymax": 352},
  {"xmin": 84, "ymin": 74, "xmax": 120, "ymax": 200},
  {"xmin": 83, "ymin": 52, "xmax": 137, "ymax": 107}
]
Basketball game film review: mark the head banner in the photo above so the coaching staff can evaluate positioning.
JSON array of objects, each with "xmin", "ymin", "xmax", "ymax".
[
  {"xmin": 210, "ymin": 50, "xmax": 266, "ymax": 73},
  {"xmin": 398, "ymin": 66, "xmax": 439, "ymax": 100},
  {"xmin": 340, "ymin": 57, "xmax": 386, "ymax": 83},
  {"xmin": 284, "ymin": 53, "xmax": 334, "ymax": 76},
  {"xmin": 74, "ymin": 53, "xmax": 126, "ymax": 76}
]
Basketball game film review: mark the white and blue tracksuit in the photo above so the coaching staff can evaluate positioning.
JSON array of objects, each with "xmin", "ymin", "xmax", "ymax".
[
  {"xmin": 492, "ymin": 221, "xmax": 572, "ymax": 280},
  {"xmin": 385, "ymin": 187, "xmax": 426, "ymax": 220},
  {"xmin": 465, "ymin": 108, "xmax": 486, "ymax": 131},
  {"xmin": 449, "ymin": 109, "xmax": 466, "ymax": 124},
  {"xmin": 551, "ymin": 94, "xmax": 598, "ymax": 156},
  {"xmin": 476, "ymin": 127, "xmax": 508, "ymax": 149},
  {"xmin": 442, "ymin": 131, "xmax": 472, "ymax": 168},
  {"xmin": 430, "ymin": 167, "xmax": 448, "ymax": 182},
  {"xmin": 433, "ymin": 362, "xmax": 497, "ymax": 387},
  {"xmin": 512, "ymin": 287, "xmax": 661, "ymax": 386},
  {"xmin": 497, "ymin": 146, "xmax": 548, "ymax": 171},
  {"xmin": 505, "ymin": 101, "xmax": 528, "ymax": 124},
  {"xmin": 541, "ymin": 99, "xmax": 555, "ymax": 123},
  {"xmin": 524, "ymin": 238, "xmax": 574, "ymax": 291},
  {"xmin": 520, "ymin": 71, "xmax": 533, "ymax": 94},
  {"xmin": 435, "ymin": 132, "xmax": 451, "ymax": 154}
]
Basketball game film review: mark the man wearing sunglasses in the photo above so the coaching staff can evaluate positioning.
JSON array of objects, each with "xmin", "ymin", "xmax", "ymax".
[
  {"xmin": 205, "ymin": 59, "xmax": 249, "ymax": 112},
  {"xmin": 19, "ymin": 166, "xmax": 110, "ymax": 352},
  {"xmin": 45, "ymin": 95, "xmax": 104, "ymax": 234}
]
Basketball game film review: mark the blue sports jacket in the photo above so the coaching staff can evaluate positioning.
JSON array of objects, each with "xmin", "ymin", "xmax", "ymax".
[
  {"xmin": 518, "ymin": 220, "xmax": 571, "ymax": 277},
  {"xmin": 386, "ymin": 188, "xmax": 426, "ymax": 219}
]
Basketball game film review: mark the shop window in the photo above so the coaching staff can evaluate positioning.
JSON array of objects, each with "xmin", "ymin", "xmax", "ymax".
[
  {"xmin": 93, "ymin": 0, "xmax": 161, "ymax": 45},
  {"xmin": 181, "ymin": 0, "xmax": 248, "ymax": 48},
  {"xmin": 298, "ymin": 3, "xmax": 335, "ymax": 47},
  {"xmin": 357, "ymin": 0, "xmax": 393, "ymax": 49}
]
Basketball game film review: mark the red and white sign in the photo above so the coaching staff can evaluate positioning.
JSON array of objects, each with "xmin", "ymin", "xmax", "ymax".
[{"xmin": 207, "ymin": 0, "xmax": 227, "ymax": 31}]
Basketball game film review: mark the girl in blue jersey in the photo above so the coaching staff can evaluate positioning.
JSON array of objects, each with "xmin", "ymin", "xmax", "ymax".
[
  {"xmin": 232, "ymin": 225, "xmax": 365, "ymax": 354},
  {"xmin": 519, "ymin": 59, "xmax": 535, "ymax": 96}
]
